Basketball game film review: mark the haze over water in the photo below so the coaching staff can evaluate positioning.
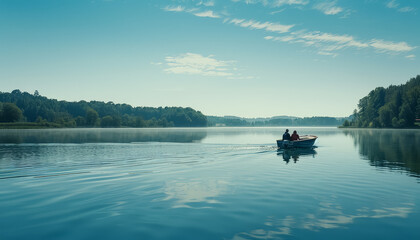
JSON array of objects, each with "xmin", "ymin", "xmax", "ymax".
[{"xmin": 0, "ymin": 127, "xmax": 419, "ymax": 239}]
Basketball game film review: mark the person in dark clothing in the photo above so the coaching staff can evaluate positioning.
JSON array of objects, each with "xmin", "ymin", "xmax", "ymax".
[
  {"xmin": 291, "ymin": 130, "xmax": 300, "ymax": 141},
  {"xmin": 282, "ymin": 129, "xmax": 291, "ymax": 140}
]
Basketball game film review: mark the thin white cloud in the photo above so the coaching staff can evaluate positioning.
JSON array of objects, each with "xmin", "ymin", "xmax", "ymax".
[
  {"xmin": 197, "ymin": 1, "xmax": 215, "ymax": 7},
  {"xmin": 299, "ymin": 32, "xmax": 369, "ymax": 50},
  {"xmin": 324, "ymin": 7, "xmax": 343, "ymax": 15},
  {"xmin": 164, "ymin": 53, "xmax": 234, "ymax": 77},
  {"xmin": 314, "ymin": 1, "xmax": 343, "ymax": 15},
  {"xmin": 346, "ymin": 40, "xmax": 369, "ymax": 48},
  {"xmin": 230, "ymin": 18, "xmax": 244, "ymax": 24},
  {"xmin": 405, "ymin": 54, "xmax": 415, "ymax": 60},
  {"xmin": 223, "ymin": 18, "xmax": 231, "ymax": 23},
  {"xmin": 164, "ymin": 5, "xmax": 185, "ymax": 12},
  {"xmin": 230, "ymin": 18, "xmax": 294, "ymax": 33},
  {"xmin": 318, "ymin": 51, "xmax": 338, "ymax": 57},
  {"xmin": 264, "ymin": 30, "xmax": 416, "ymax": 57},
  {"xmin": 295, "ymin": 31, "xmax": 368, "ymax": 56},
  {"xmin": 163, "ymin": 2, "xmax": 415, "ymax": 58},
  {"xmin": 301, "ymin": 32, "xmax": 352, "ymax": 44},
  {"xmin": 386, "ymin": 0, "xmax": 416, "ymax": 13},
  {"xmin": 193, "ymin": 10, "xmax": 220, "ymax": 18},
  {"xmin": 270, "ymin": 9, "xmax": 286, "ymax": 14},
  {"xmin": 272, "ymin": 0, "xmax": 309, "ymax": 7},
  {"xmin": 279, "ymin": 36, "xmax": 296, "ymax": 42},
  {"xmin": 234, "ymin": 0, "xmax": 351, "ymax": 16},
  {"xmin": 370, "ymin": 39, "xmax": 415, "ymax": 53},
  {"xmin": 386, "ymin": 0, "xmax": 399, "ymax": 9},
  {"xmin": 398, "ymin": 7, "xmax": 415, "ymax": 12},
  {"xmin": 265, "ymin": 35, "xmax": 296, "ymax": 42},
  {"xmin": 231, "ymin": 0, "xmax": 309, "ymax": 7},
  {"xmin": 164, "ymin": 4, "xmax": 222, "ymax": 19}
]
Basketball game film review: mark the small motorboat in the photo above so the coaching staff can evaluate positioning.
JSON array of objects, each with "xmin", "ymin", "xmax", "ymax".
[{"xmin": 277, "ymin": 135, "xmax": 318, "ymax": 149}]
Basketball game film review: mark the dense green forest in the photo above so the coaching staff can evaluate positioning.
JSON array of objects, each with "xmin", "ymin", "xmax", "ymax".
[
  {"xmin": 344, "ymin": 75, "xmax": 420, "ymax": 128},
  {"xmin": 0, "ymin": 90, "xmax": 207, "ymax": 128},
  {"xmin": 207, "ymin": 115, "xmax": 346, "ymax": 127}
]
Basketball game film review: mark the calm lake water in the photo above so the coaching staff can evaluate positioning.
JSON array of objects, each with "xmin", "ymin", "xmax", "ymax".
[{"xmin": 0, "ymin": 127, "xmax": 419, "ymax": 240}]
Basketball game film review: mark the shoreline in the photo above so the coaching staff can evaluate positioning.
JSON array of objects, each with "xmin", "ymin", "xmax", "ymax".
[{"xmin": 3, "ymin": 123, "xmax": 420, "ymax": 130}]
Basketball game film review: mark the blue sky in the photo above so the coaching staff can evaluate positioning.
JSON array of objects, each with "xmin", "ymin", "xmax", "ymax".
[{"xmin": 0, "ymin": 0, "xmax": 419, "ymax": 117}]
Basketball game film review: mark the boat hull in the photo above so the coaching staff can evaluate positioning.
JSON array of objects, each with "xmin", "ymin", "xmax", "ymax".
[{"xmin": 277, "ymin": 135, "xmax": 317, "ymax": 149}]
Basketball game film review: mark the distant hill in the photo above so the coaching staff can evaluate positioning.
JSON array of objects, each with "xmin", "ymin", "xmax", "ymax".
[
  {"xmin": 344, "ymin": 75, "xmax": 420, "ymax": 128},
  {"xmin": 207, "ymin": 115, "xmax": 348, "ymax": 127},
  {"xmin": 0, "ymin": 90, "xmax": 207, "ymax": 128}
]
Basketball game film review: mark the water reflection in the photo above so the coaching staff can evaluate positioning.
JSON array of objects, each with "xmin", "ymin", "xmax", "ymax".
[
  {"xmin": 202, "ymin": 127, "xmax": 340, "ymax": 144},
  {"xmin": 277, "ymin": 148, "xmax": 317, "ymax": 163},
  {"xmin": 343, "ymin": 129, "xmax": 420, "ymax": 178},
  {"xmin": 0, "ymin": 127, "xmax": 339, "ymax": 145},
  {"xmin": 0, "ymin": 128, "xmax": 207, "ymax": 144},
  {"xmin": 163, "ymin": 179, "xmax": 229, "ymax": 208},
  {"xmin": 232, "ymin": 203, "xmax": 414, "ymax": 240}
]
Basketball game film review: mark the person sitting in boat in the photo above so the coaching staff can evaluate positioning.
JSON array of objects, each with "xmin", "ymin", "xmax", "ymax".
[
  {"xmin": 290, "ymin": 130, "xmax": 300, "ymax": 141},
  {"xmin": 282, "ymin": 129, "xmax": 291, "ymax": 141}
]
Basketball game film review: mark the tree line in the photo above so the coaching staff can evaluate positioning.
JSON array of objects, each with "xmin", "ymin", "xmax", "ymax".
[
  {"xmin": 0, "ymin": 90, "xmax": 207, "ymax": 128},
  {"xmin": 344, "ymin": 75, "xmax": 420, "ymax": 128}
]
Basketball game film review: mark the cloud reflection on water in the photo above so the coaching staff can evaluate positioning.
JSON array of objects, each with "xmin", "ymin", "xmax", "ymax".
[
  {"xmin": 232, "ymin": 202, "xmax": 414, "ymax": 239},
  {"xmin": 163, "ymin": 178, "xmax": 230, "ymax": 208}
]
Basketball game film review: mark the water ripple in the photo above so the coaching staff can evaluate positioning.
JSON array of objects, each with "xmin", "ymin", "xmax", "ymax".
[{"xmin": 1, "ymin": 128, "xmax": 420, "ymax": 240}]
